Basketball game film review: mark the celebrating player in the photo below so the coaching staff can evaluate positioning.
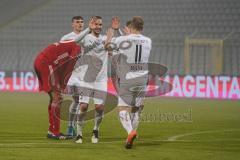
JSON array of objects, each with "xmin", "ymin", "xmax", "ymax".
[
  {"xmin": 112, "ymin": 16, "xmax": 152, "ymax": 148},
  {"xmin": 75, "ymin": 16, "xmax": 118, "ymax": 144},
  {"xmin": 60, "ymin": 16, "xmax": 85, "ymax": 138}
]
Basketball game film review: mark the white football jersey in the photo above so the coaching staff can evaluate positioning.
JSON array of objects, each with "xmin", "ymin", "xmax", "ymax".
[
  {"xmin": 61, "ymin": 32, "xmax": 78, "ymax": 41},
  {"xmin": 80, "ymin": 33, "xmax": 108, "ymax": 82},
  {"xmin": 60, "ymin": 32, "xmax": 85, "ymax": 80},
  {"xmin": 114, "ymin": 34, "xmax": 152, "ymax": 79}
]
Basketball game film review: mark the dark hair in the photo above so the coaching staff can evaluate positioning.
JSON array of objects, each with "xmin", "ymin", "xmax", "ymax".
[
  {"xmin": 72, "ymin": 16, "xmax": 83, "ymax": 22},
  {"xmin": 126, "ymin": 20, "xmax": 132, "ymax": 27},
  {"xmin": 131, "ymin": 16, "xmax": 144, "ymax": 31}
]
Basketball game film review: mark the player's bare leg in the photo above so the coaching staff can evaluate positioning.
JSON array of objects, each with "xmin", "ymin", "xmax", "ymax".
[
  {"xmin": 91, "ymin": 104, "xmax": 104, "ymax": 143},
  {"xmin": 118, "ymin": 106, "xmax": 137, "ymax": 149},
  {"xmin": 76, "ymin": 103, "xmax": 88, "ymax": 143}
]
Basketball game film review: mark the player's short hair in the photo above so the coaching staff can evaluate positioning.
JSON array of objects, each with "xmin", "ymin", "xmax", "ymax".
[
  {"xmin": 92, "ymin": 16, "xmax": 102, "ymax": 20},
  {"xmin": 72, "ymin": 16, "xmax": 83, "ymax": 22},
  {"xmin": 131, "ymin": 16, "xmax": 144, "ymax": 31},
  {"xmin": 126, "ymin": 20, "xmax": 132, "ymax": 27}
]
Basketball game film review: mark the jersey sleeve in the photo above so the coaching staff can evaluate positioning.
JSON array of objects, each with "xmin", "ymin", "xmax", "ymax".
[
  {"xmin": 60, "ymin": 32, "xmax": 76, "ymax": 42},
  {"xmin": 112, "ymin": 36, "xmax": 126, "ymax": 55},
  {"xmin": 74, "ymin": 28, "xmax": 91, "ymax": 43},
  {"xmin": 60, "ymin": 34, "xmax": 73, "ymax": 41}
]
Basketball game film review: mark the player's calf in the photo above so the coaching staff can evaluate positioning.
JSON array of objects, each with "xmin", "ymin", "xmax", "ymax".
[{"xmin": 75, "ymin": 103, "xmax": 88, "ymax": 143}]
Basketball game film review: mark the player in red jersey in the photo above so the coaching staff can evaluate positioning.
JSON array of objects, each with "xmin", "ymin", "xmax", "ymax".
[{"xmin": 34, "ymin": 18, "xmax": 96, "ymax": 139}]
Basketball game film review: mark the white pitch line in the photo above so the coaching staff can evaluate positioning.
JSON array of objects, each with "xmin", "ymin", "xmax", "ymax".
[
  {"xmin": 167, "ymin": 129, "xmax": 240, "ymax": 141},
  {"xmin": 1, "ymin": 139, "xmax": 240, "ymax": 147},
  {"xmin": 1, "ymin": 129, "xmax": 240, "ymax": 147}
]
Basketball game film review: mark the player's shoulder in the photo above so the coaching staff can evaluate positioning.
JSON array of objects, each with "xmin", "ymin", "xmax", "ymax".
[
  {"xmin": 59, "ymin": 40, "xmax": 77, "ymax": 47},
  {"xmin": 116, "ymin": 34, "xmax": 151, "ymax": 43},
  {"xmin": 62, "ymin": 32, "xmax": 75, "ymax": 37},
  {"xmin": 84, "ymin": 34, "xmax": 106, "ymax": 43},
  {"xmin": 84, "ymin": 33, "xmax": 96, "ymax": 40},
  {"xmin": 60, "ymin": 32, "xmax": 77, "ymax": 41},
  {"xmin": 139, "ymin": 35, "xmax": 152, "ymax": 47},
  {"xmin": 114, "ymin": 35, "xmax": 129, "ymax": 43},
  {"xmin": 139, "ymin": 34, "xmax": 151, "ymax": 42}
]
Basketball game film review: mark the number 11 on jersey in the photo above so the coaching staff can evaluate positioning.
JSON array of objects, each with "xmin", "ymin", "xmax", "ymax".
[{"xmin": 135, "ymin": 44, "xmax": 142, "ymax": 63}]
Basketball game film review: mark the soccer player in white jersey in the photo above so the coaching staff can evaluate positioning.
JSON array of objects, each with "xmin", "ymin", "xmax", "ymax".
[
  {"xmin": 61, "ymin": 16, "xmax": 84, "ymax": 41},
  {"xmin": 113, "ymin": 16, "xmax": 152, "ymax": 149},
  {"xmin": 75, "ymin": 16, "xmax": 117, "ymax": 144},
  {"xmin": 60, "ymin": 16, "xmax": 85, "ymax": 138}
]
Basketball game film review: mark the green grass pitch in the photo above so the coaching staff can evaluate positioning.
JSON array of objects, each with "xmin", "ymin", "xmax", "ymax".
[{"xmin": 0, "ymin": 92, "xmax": 240, "ymax": 160}]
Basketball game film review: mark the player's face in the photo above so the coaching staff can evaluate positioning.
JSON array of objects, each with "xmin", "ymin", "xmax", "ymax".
[
  {"xmin": 72, "ymin": 19, "xmax": 84, "ymax": 33},
  {"xmin": 92, "ymin": 19, "xmax": 102, "ymax": 35}
]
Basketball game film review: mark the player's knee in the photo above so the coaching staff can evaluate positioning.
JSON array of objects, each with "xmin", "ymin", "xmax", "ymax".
[
  {"xmin": 95, "ymin": 107, "xmax": 104, "ymax": 118},
  {"xmin": 69, "ymin": 102, "xmax": 78, "ymax": 113},
  {"xmin": 132, "ymin": 105, "xmax": 144, "ymax": 113},
  {"xmin": 132, "ymin": 106, "xmax": 139, "ymax": 113},
  {"xmin": 139, "ymin": 105, "xmax": 144, "ymax": 111},
  {"xmin": 48, "ymin": 92, "xmax": 53, "ymax": 104},
  {"xmin": 118, "ymin": 106, "xmax": 131, "ymax": 112},
  {"xmin": 80, "ymin": 103, "xmax": 88, "ymax": 112},
  {"xmin": 72, "ymin": 95, "xmax": 79, "ymax": 103},
  {"xmin": 95, "ymin": 104, "xmax": 104, "ymax": 111},
  {"xmin": 52, "ymin": 92, "xmax": 63, "ymax": 104}
]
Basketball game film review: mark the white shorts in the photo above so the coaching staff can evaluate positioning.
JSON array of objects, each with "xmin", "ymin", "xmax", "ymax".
[
  {"xmin": 78, "ymin": 81, "xmax": 107, "ymax": 105},
  {"xmin": 116, "ymin": 77, "xmax": 148, "ymax": 107},
  {"xmin": 118, "ymin": 96, "xmax": 144, "ymax": 107},
  {"xmin": 66, "ymin": 73, "xmax": 82, "ymax": 96},
  {"xmin": 67, "ymin": 64, "xmax": 88, "ymax": 87},
  {"xmin": 66, "ymin": 64, "xmax": 89, "ymax": 95},
  {"xmin": 67, "ymin": 74, "xmax": 81, "ymax": 86}
]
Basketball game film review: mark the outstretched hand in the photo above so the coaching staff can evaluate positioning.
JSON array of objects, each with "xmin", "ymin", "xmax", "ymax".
[
  {"xmin": 111, "ymin": 16, "xmax": 120, "ymax": 30},
  {"xmin": 123, "ymin": 26, "xmax": 130, "ymax": 35},
  {"xmin": 106, "ymin": 28, "xmax": 114, "ymax": 40},
  {"xmin": 105, "ymin": 28, "xmax": 114, "ymax": 53}
]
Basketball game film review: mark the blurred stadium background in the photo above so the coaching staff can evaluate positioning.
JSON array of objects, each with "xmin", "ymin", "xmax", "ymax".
[
  {"xmin": 0, "ymin": 0, "xmax": 239, "ymax": 75},
  {"xmin": 0, "ymin": 0, "xmax": 239, "ymax": 160}
]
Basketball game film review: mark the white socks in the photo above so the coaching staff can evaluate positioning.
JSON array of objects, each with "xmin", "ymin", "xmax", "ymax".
[
  {"xmin": 94, "ymin": 110, "xmax": 104, "ymax": 131},
  {"xmin": 76, "ymin": 110, "xmax": 86, "ymax": 136},
  {"xmin": 131, "ymin": 112, "xmax": 139, "ymax": 131},
  {"xmin": 119, "ymin": 110, "xmax": 133, "ymax": 134},
  {"xmin": 68, "ymin": 101, "xmax": 78, "ymax": 127}
]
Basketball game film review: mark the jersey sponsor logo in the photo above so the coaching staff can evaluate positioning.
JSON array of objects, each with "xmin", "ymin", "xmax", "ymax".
[{"xmin": 53, "ymin": 52, "xmax": 69, "ymax": 65}]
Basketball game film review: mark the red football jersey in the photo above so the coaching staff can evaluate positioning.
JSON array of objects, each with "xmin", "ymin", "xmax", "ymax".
[
  {"xmin": 34, "ymin": 41, "xmax": 81, "ymax": 92},
  {"xmin": 40, "ymin": 41, "xmax": 81, "ymax": 66}
]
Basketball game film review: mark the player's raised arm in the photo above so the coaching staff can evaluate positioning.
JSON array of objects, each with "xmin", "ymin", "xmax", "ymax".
[
  {"xmin": 74, "ymin": 17, "xmax": 97, "ymax": 43},
  {"xmin": 111, "ymin": 16, "xmax": 123, "ymax": 36},
  {"xmin": 104, "ymin": 28, "xmax": 114, "ymax": 47},
  {"xmin": 104, "ymin": 17, "xmax": 121, "ymax": 53},
  {"xmin": 111, "ymin": 16, "xmax": 120, "ymax": 30}
]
